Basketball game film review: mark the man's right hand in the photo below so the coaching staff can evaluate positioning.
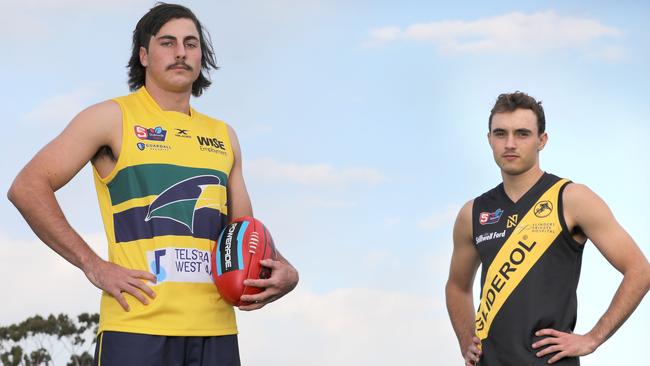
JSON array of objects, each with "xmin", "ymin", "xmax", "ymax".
[
  {"xmin": 84, "ymin": 258, "xmax": 157, "ymax": 311},
  {"xmin": 464, "ymin": 336, "xmax": 482, "ymax": 366}
]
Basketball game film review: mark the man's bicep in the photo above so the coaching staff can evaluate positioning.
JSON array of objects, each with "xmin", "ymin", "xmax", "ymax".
[
  {"xmin": 567, "ymin": 184, "xmax": 643, "ymax": 273},
  {"xmin": 226, "ymin": 125, "xmax": 253, "ymax": 219},
  {"xmin": 449, "ymin": 201, "xmax": 481, "ymax": 290},
  {"xmin": 19, "ymin": 101, "xmax": 120, "ymax": 191}
]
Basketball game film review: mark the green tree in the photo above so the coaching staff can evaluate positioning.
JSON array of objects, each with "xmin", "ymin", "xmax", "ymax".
[{"xmin": 0, "ymin": 313, "xmax": 99, "ymax": 366}]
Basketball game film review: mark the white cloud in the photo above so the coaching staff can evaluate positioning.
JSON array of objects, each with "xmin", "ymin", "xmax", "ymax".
[
  {"xmin": 246, "ymin": 157, "xmax": 384, "ymax": 189},
  {"xmin": 366, "ymin": 11, "xmax": 623, "ymax": 56},
  {"xmin": 24, "ymin": 86, "xmax": 99, "ymax": 126},
  {"xmin": 368, "ymin": 26, "xmax": 401, "ymax": 43},
  {"xmin": 0, "ymin": 232, "xmax": 107, "ymax": 325},
  {"xmin": 418, "ymin": 205, "xmax": 459, "ymax": 230},
  {"xmin": 237, "ymin": 286, "xmax": 459, "ymax": 365}
]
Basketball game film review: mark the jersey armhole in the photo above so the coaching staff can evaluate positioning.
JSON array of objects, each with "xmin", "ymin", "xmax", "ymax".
[
  {"xmin": 220, "ymin": 121, "xmax": 235, "ymax": 177},
  {"xmin": 557, "ymin": 181, "xmax": 586, "ymax": 251},
  {"xmin": 93, "ymin": 99, "xmax": 127, "ymax": 185}
]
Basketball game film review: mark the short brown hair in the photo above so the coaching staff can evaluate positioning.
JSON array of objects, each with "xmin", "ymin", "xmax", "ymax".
[{"xmin": 489, "ymin": 92, "xmax": 545, "ymax": 134}]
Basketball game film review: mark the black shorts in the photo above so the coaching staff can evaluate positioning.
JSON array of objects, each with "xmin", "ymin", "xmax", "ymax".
[{"xmin": 93, "ymin": 331, "xmax": 240, "ymax": 366}]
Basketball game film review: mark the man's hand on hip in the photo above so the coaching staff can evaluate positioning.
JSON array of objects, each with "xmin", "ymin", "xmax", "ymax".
[
  {"xmin": 464, "ymin": 336, "xmax": 482, "ymax": 366},
  {"xmin": 84, "ymin": 258, "xmax": 157, "ymax": 311},
  {"xmin": 532, "ymin": 328, "xmax": 598, "ymax": 364}
]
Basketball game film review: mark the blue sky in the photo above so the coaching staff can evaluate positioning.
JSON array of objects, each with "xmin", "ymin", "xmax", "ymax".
[{"xmin": 1, "ymin": 1, "xmax": 648, "ymax": 364}]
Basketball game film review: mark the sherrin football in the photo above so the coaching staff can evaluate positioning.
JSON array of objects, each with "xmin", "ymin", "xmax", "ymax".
[{"xmin": 211, "ymin": 216, "xmax": 278, "ymax": 306}]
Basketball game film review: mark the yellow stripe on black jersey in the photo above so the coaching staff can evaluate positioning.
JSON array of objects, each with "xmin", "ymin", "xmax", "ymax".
[{"xmin": 472, "ymin": 173, "xmax": 584, "ymax": 366}]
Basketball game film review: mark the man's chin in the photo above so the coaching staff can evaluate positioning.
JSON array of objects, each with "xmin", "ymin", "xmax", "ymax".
[
  {"xmin": 164, "ymin": 80, "xmax": 195, "ymax": 93},
  {"xmin": 498, "ymin": 163, "xmax": 528, "ymax": 176}
]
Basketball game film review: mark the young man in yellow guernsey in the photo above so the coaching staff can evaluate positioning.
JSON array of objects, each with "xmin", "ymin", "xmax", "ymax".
[
  {"xmin": 445, "ymin": 92, "xmax": 650, "ymax": 366},
  {"xmin": 8, "ymin": 3, "xmax": 298, "ymax": 365}
]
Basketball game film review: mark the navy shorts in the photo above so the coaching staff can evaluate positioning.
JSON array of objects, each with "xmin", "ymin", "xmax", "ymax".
[{"xmin": 93, "ymin": 331, "xmax": 240, "ymax": 366}]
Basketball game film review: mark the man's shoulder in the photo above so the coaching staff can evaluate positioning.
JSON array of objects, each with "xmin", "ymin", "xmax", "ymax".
[
  {"xmin": 562, "ymin": 182, "xmax": 596, "ymax": 205},
  {"xmin": 76, "ymin": 99, "xmax": 122, "ymax": 124}
]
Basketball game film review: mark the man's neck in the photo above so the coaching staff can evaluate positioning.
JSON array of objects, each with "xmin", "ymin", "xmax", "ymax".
[
  {"xmin": 145, "ymin": 82, "xmax": 192, "ymax": 115},
  {"xmin": 501, "ymin": 166, "xmax": 544, "ymax": 203}
]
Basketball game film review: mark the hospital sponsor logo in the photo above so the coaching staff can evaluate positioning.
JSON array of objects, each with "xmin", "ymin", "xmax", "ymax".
[{"xmin": 515, "ymin": 222, "xmax": 557, "ymax": 235}]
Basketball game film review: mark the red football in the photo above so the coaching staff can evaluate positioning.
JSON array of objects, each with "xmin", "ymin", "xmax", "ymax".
[{"xmin": 211, "ymin": 216, "xmax": 278, "ymax": 306}]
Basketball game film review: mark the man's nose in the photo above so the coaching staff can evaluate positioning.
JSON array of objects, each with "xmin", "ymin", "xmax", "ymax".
[
  {"xmin": 175, "ymin": 44, "xmax": 186, "ymax": 59},
  {"xmin": 505, "ymin": 133, "xmax": 516, "ymax": 149}
]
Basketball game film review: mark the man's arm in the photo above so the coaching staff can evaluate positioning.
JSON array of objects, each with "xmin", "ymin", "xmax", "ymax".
[
  {"xmin": 533, "ymin": 183, "xmax": 650, "ymax": 364},
  {"xmin": 7, "ymin": 101, "xmax": 156, "ymax": 311},
  {"xmin": 223, "ymin": 125, "xmax": 299, "ymax": 311},
  {"xmin": 446, "ymin": 200, "xmax": 483, "ymax": 366}
]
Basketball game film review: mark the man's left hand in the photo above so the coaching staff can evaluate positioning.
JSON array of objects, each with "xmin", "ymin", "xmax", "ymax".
[
  {"xmin": 532, "ymin": 329, "xmax": 598, "ymax": 364},
  {"xmin": 238, "ymin": 259, "xmax": 299, "ymax": 311}
]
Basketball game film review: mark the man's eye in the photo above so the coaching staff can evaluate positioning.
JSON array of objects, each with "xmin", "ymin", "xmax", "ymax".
[{"xmin": 186, "ymin": 43, "xmax": 198, "ymax": 48}]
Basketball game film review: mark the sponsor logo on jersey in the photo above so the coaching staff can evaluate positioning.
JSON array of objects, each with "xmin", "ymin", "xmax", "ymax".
[
  {"xmin": 147, "ymin": 247, "xmax": 212, "ymax": 284},
  {"xmin": 175, "ymin": 128, "xmax": 191, "ymax": 138},
  {"xmin": 515, "ymin": 222, "xmax": 557, "ymax": 235},
  {"xmin": 534, "ymin": 200, "xmax": 553, "ymax": 218},
  {"xmin": 475, "ymin": 238, "xmax": 537, "ymax": 334},
  {"xmin": 479, "ymin": 208, "xmax": 503, "ymax": 225},
  {"xmin": 196, "ymin": 136, "xmax": 227, "ymax": 155},
  {"xmin": 134, "ymin": 125, "xmax": 167, "ymax": 141},
  {"xmin": 475, "ymin": 230, "xmax": 507, "ymax": 245},
  {"xmin": 135, "ymin": 142, "xmax": 171, "ymax": 152},
  {"xmin": 506, "ymin": 214, "xmax": 518, "ymax": 228}
]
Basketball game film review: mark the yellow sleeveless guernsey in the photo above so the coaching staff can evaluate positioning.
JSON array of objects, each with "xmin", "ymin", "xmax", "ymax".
[{"xmin": 93, "ymin": 87, "xmax": 237, "ymax": 336}]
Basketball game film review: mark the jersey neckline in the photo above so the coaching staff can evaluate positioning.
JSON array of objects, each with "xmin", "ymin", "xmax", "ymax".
[
  {"xmin": 497, "ymin": 171, "xmax": 549, "ymax": 206},
  {"xmin": 137, "ymin": 86, "xmax": 195, "ymax": 120}
]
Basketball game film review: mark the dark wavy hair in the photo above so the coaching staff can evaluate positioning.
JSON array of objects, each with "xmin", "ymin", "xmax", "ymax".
[
  {"xmin": 127, "ymin": 3, "xmax": 218, "ymax": 97},
  {"xmin": 489, "ymin": 91, "xmax": 546, "ymax": 134}
]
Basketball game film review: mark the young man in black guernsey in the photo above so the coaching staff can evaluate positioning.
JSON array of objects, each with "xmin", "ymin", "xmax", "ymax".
[{"xmin": 445, "ymin": 92, "xmax": 650, "ymax": 365}]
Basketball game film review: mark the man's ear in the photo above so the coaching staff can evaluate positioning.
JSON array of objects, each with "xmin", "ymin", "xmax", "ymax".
[
  {"xmin": 139, "ymin": 46, "xmax": 148, "ymax": 67},
  {"xmin": 538, "ymin": 132, "xmax": 548, "ymax": 151}
]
